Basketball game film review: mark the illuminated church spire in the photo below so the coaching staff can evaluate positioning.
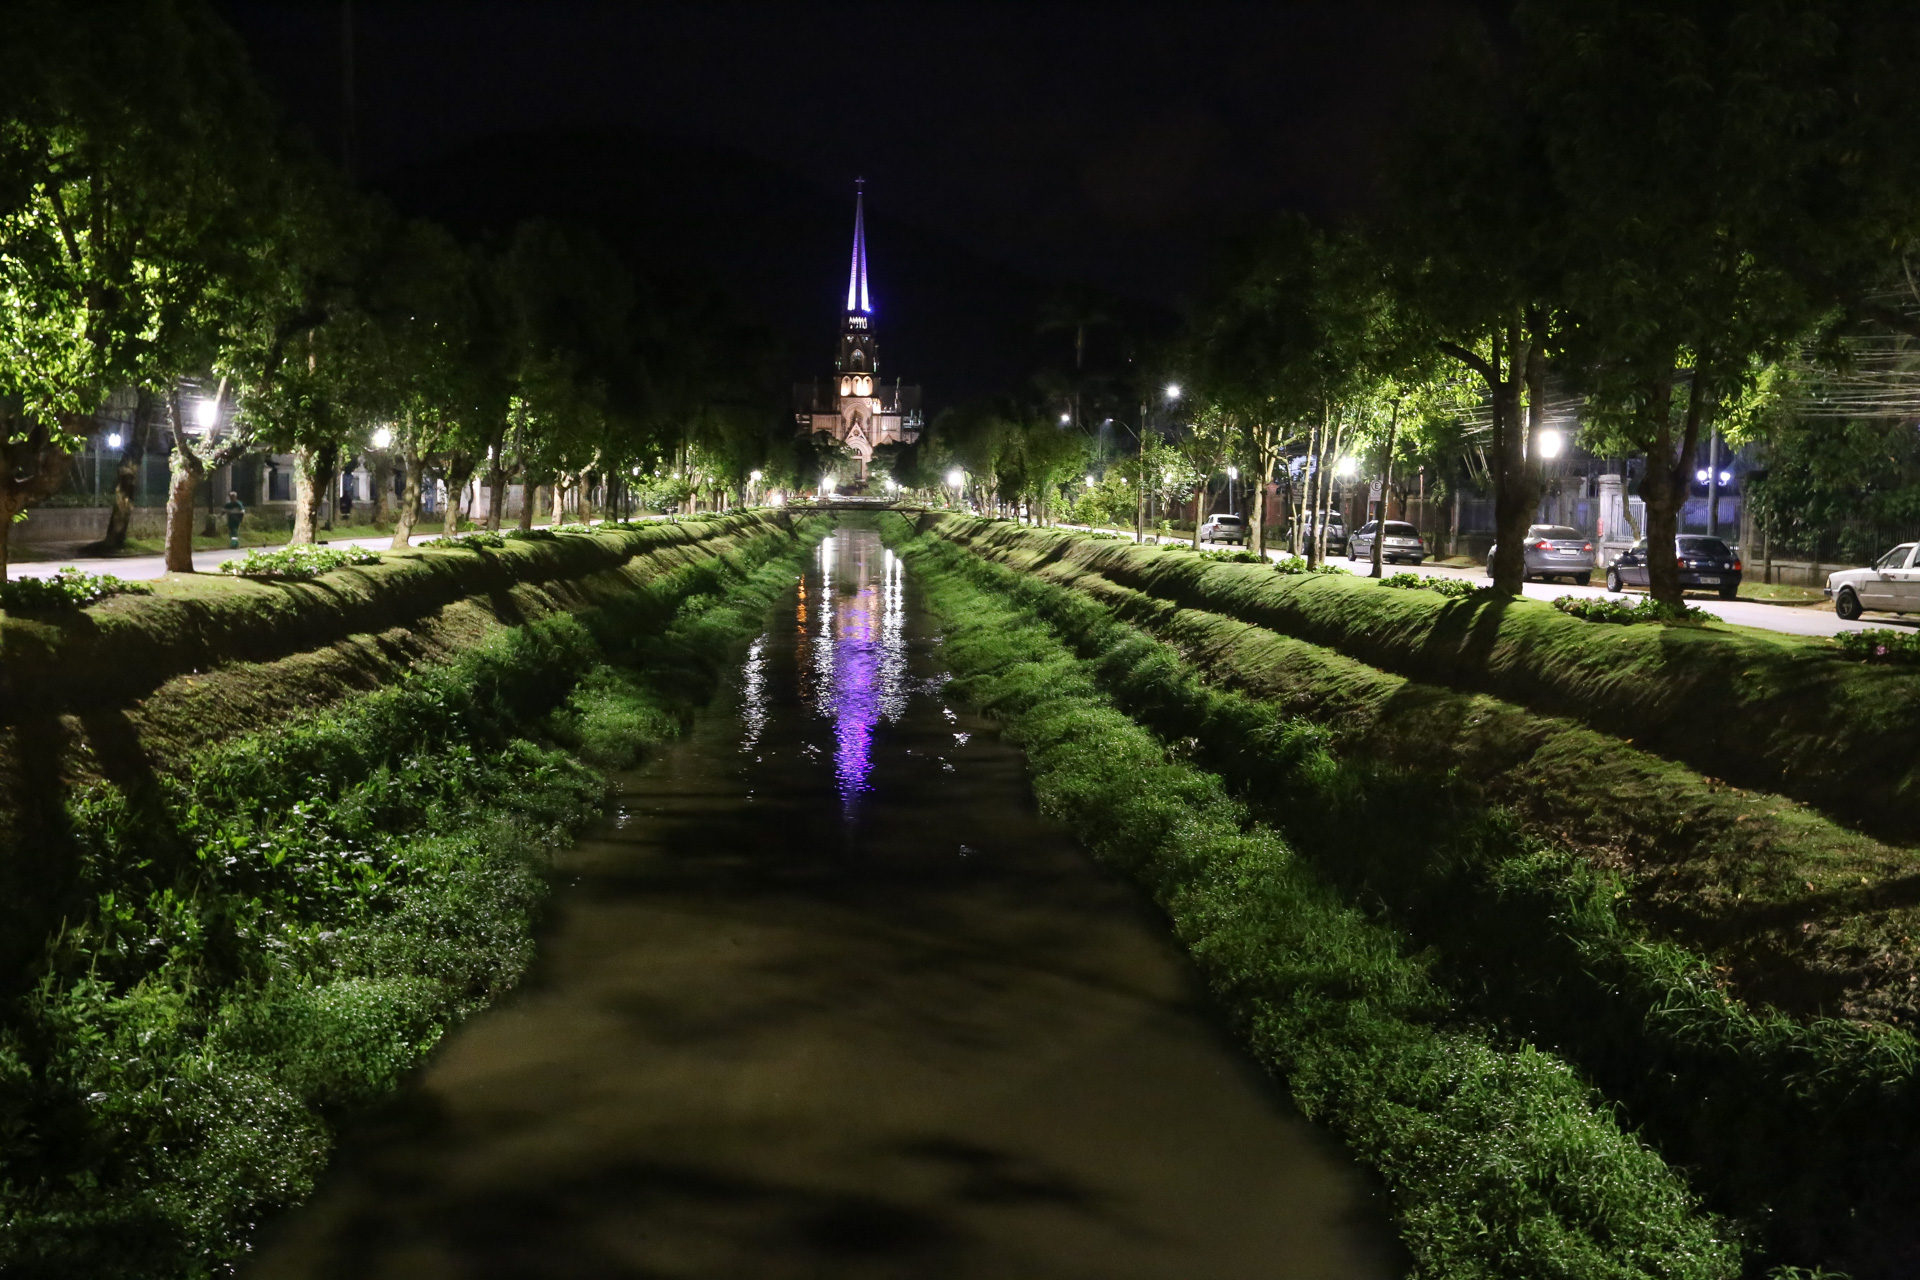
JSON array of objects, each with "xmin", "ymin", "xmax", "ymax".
[{"xmin": 845, "ymin": 178, "xmax": 871, "ymax": 315}]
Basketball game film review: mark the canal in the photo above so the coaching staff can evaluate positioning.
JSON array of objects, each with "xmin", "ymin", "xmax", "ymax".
[{"xmin": 248, "ymin": 525, "xmax": 1399, "ymax": 1278}]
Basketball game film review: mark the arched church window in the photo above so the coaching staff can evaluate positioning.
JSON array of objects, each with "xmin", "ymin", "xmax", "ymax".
[{"xmin": 850, "ymin": 348, "xmax": 866, "ymax": 369}]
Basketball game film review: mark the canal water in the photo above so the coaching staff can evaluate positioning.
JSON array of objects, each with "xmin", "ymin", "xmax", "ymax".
[{"xmin": 248, "ymin": 527, "xmax": 1399, "ymax": 1279}]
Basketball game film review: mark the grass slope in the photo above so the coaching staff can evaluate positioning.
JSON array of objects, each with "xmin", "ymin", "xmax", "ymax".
[
  {"xmin": 922, "ymin": 514, "xmax": 1920, "ymax": 844},
  {"xmin": 0, "ymin": 519, "xmax": 823, "ymax": 1279},
  {"xmin": 887, "ymin": 515, "xmax": 1740, "ymax": 1280}
]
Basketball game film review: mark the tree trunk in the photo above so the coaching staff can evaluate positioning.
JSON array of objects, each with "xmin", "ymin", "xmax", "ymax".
[
  {"xmin": 1642, "ymin": 372, "xmax": 1706, "ymax": 608},
  {"xmin": 391, "ymin": 445, "xmax": 424, "ymax": 548},
  {"xmin": 370, "ymin": 450, "xmax": 394, "ymax": 528},
  {"xmin": 292, "ymin": 445, "xmax": 323, "ymax": 544},
  {"xmin": 576, "ymin": 468, "xmax": 594, "ymax": 521},
  {"xmin": 1371, "ymin": 401, "xmax": 1401, "ymax": 579},
  {"xmin": 98, "ymin": 389, "xmax": 160, "ymax": 553},
  {"xmin": 0, "ymin": 417, "xmax": 73, "ymax": 581},
  {"xmin": 163, "ymin": 444, "xmax": 205, "ymax": 573},
  {"xmin": 316, "ymin": 443, "xmax": 339, "ymax": 532},
  {"xmin": 1301, "ymin": 417, "xmax": 1322, "ymax": 563},
  {"xmin": 518, "ymin": 482, "xmax": 537, "ymax": 531},
  {"xmin": 549, "ymin": 478, "xmax": 565, "ymax": 526},
  {"xmin": 442, "ymin": 457, "xmax": 475, "ymax": 537}
]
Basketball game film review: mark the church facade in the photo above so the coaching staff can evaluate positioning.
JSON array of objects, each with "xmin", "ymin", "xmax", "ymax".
[{"xmin": 794, "ymin": 180, "xmax": 922, "ymax": 478}]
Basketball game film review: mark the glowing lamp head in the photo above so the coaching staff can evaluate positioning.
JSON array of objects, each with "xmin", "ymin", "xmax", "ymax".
[
  {"xmin": 106, "ymin": 432, "xmax": 123, "ymax": 449},
  {"xmin": 193, "ymin": 398, "xmax": 220, "ymax": 431},
  {"xmin": 1537, "ymin": 429, "xmax": 1564, "ymax": 459},
  {"xmin": 1084, "ymin": 475, "xmax": 1095, "ymax": 488},
  {"xmin": 1696, "ymin": 468, "xmax": 1711, "ymax": 483},
  {"xmin": 946, "ymin": 469, "xmax": 965, "ymax": 488},
  {"xmin": 1227, "ymin": 465, "xmax": 1238, "ymax": 479},
  {"xmin": 1718, "ymin": 470, "xmax": 1731, "ymax": 485},
  {"xmin": 749, "ymin": 470, "xmax": 763, "ymax": 482},
  {"xmin": 1337, "ymin": 456, "xmax": 1358, "ymax": 477},
  {"xmin": 371, "ymin": 425, "xmax": 393, "ymax": 450},
  {"xmin": 1164, "ymin": 382, "xmax": 1182, "ymax": 401},
  {"xmin": 1060, "ymin": 413, "xmax": 1072, "ymax": 425}
]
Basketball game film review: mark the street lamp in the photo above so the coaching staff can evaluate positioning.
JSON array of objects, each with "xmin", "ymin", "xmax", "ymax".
[
  {"xmin": 107, "ymin": 432, "xmax": 123, "ymax": 449},
  {"xmin": 1538, "ymin": 429, "xmax": 1564, "ymax": 459},
  {"xmin": 193, "ymin": 398, "xmax": 220, "ymax": 432},
  {"xmin": 1084, "ymin": 475, "xmax": 1095, "ymax": 487},
  {"xmin": 1164, "ymin": 382, "xmax": 1182, "ymax": 401},
  {"xmin": 947, "ymin": 468, "xmax": 965, "ymax": 488},
  {"xmin": 370, "ymin": 425, "xmax": 393, "ymax": 450},
  {"xmin": 1059, "ymin": 412, "xmax": 1072, "ymax": 425}
]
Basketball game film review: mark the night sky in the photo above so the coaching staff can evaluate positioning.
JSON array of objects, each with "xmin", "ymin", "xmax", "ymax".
[{"xmin": 216, "ymin": 3, "xmax": 1462, "ymax": 403}]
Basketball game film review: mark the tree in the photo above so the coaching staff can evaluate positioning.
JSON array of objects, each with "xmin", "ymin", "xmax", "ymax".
[{"xmin": 0, "ymin": 0, "xmax": 277, "ymax": 578}]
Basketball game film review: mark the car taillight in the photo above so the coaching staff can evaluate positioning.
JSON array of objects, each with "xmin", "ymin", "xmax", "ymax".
[
  {"xmin": 1733, "ymin": 559, "xmax": 1742, "ymax": 572},
  {"xmin": 1534, "ymin": 540, "xmax": 1551, "ymax": 550},
  {"xmin": 1582, "ymin": 543, "xmax": 1593, "ymax": 552},
  {"xmin": 1677, "ymin": 556, "xmax": 1687, "ymax": 568}
]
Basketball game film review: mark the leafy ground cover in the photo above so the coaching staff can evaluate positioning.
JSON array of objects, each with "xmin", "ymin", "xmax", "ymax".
[
  {"xmin": 0, "ymin": 568, "xmax": 152, "ymax": 611},
  {"xmin": 217, "ymin": 544, "xmax": 384, "ymax": 579},
  {"xmin": 882, "ymin": 515, "xmax": 1742, "ymax": 1280},
  {"xmin": 0, "ymin": 520, "xmax": 822, "ymax": 1278},
  {"xmin": 1834, "ymin": 628, "xmax": 1920, "ymax": 665},
  {"xmin": 1380, "ymin": 571, "xmax": 1478, "ymax": 598},
  {"xmin": 1553, "ymin": 593, "xmax": 1712, "ymax": 624}
]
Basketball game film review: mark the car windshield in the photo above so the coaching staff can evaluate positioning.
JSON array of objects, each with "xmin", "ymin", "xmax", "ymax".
[
  {"xmin": 1876, "ymin": 543, "xmax": 1915, "ymax": 571},
  {"xmin": 1385, "ymin": 523, "xmax": 1419, "ymax": 537},
  {"xmin": 1678, "ymin": 536, "xmax": 1731, "ymax": 557},
  {"xmin": 1212, "ymin": 514, "xmax": 1244, "ymax": 525},
  {"xmin": 1532, "ymin": 526, "xmax": 1581, "ymax": 541}
]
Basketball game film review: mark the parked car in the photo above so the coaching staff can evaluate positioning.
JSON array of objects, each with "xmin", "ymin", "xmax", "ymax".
[
  {"xmin": 1347, "ymin": 520, "xmax": 1427, "ymax": 564},
  {"xmin": 1298, "ymin": 511, "xmax": 1347, "ymax": 553},
  {"xmin": 1605, "ymin": 534, "xmax": 1743, "ymax": 598},
  {"xmin": 1826, "ymin": 542, "xmax": 1920, "ymax": 619},
  {"xmin": 1486, "ymin": 524, "xmax": 1596, "ymax": 584},
  {"xmin": 1198, "ymin": 512, "xmax": 1248, "ymax": 544}
]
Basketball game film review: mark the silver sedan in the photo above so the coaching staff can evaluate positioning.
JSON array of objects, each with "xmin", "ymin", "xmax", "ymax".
[{"xmin": 1486, "ymin": 524, "xmax": 1596, "ymax": 584}]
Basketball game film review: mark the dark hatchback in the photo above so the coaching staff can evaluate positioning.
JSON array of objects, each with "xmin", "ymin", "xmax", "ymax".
[{"xmin": 1605, "ymin": 535, "xmax": 1743, "ymax": 599}]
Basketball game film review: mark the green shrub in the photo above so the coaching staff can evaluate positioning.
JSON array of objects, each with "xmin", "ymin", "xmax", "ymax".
[
  {"xmin": 1832, "ymin": 627, "xmax": 1920, "ymax": 664},
  {"xmin": 1553, "ymin": 593, "xmax": 1711, "ymax": 625},
  {"xmin": 503, "ymin": 528, "xmax": 556, "ymax": 541},
  {"xmin": 427, "ymin": 529, "xmax": 506, "ymax": 549},
  {"xmin": 1379, "ymin": 571, "xmax": 1477, "ymax": 598},
  {"xmin": 218, "ymin": 544, "xmax": 383, "ymax": 579},
  {"xmin": 0, "ymin": 567, "xmax": 152, "ymax": 611},
  {"xmin": 1199, "ymin": 548, "xmax": 1265, "ymax": 564},
  {"xmin": 1272, "ymin": 554, "xmax": 1347, "ymax": 576}
]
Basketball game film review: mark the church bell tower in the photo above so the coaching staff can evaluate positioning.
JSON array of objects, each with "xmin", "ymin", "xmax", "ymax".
[{"xmin": 793, "ymin": 178, "xmax": 923, "ymax": 481}]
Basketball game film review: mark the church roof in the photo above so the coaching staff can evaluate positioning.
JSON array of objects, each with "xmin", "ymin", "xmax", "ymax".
[{"xmin": 845, "ymin": 178, "xmax": 871, "ymax": 315}]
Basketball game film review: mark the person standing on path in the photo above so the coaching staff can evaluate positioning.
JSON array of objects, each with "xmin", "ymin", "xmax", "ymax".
[{"xmin": 223, "ymin": 492, "xmax": 246, "ymax": 548}]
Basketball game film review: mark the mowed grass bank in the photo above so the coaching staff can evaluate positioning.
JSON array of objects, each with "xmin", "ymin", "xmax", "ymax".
[
  {"xmin": 921, "ymin": 514, "xmax": 1920, "ymax": 844},
  {"xmin": 906, "ymin": 513, "xmax": 1920, "ymax": 1278},
  {"xmin": 0, "ymin": 517, "xmax": 824, "ymax": 1279},
  {"xmin": 882, "ymin": 515, "xmax": 1741, "ymax": 1280}
]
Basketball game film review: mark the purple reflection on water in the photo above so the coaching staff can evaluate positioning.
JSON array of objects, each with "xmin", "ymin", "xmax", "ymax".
[{"xmin": 803, "ymin": 533, "xmax": 907, "ymax": 811}]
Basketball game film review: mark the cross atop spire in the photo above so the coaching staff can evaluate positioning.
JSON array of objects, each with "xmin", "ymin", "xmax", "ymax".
[{"xmin": 845, "ymin": 178, "xmax": 871, "ymax": 315}]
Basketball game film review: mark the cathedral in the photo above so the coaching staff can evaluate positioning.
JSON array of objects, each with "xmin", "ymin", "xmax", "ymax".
[{"xmin": 794, "ymin": 180, "xmax": 922, "ymax": 479}]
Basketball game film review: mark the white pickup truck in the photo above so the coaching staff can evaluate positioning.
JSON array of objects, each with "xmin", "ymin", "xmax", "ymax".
[{"xmin": 1827, "ymin": 542, "xmax": 1920, "ymax": 619}]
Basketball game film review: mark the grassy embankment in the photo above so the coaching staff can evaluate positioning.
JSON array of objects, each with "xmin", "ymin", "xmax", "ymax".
[
  {"xmin": 0, "ymin": 512, "xmax": 823, "ymax": 1279},
  {"xmin": 877, "ymin": 513, "xmax": 1740, "ymax": 1280},
  {"xmin": 908, "ymin": 513, "xmax": 1920, "ymax": 1278}
]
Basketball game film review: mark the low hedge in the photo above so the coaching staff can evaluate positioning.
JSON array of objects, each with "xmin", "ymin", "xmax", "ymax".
[{"xmin": 918, "ymin": 514, "xmax": 1920, "ymax": 843}]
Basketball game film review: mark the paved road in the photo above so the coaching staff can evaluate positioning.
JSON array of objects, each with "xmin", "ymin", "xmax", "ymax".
[{"xmin": 1067, "ymin": 525, "xmax": 1919, "ymax": 640}]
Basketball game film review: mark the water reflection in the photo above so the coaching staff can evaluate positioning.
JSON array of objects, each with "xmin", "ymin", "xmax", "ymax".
[{"xmin": 789, "ymin": 532, "xmax": 910, "ymax": 810}]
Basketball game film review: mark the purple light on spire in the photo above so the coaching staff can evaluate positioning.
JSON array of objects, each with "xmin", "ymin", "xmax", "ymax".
[{"xmin": 845, "ymin": 179, "xmax": 871, "ymax": 315}]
